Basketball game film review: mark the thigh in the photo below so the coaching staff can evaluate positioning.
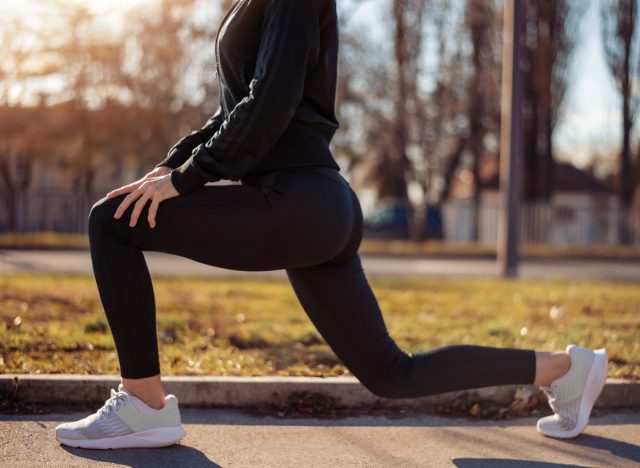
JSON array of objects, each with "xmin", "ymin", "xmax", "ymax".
[
  {"xmin": 89, "ymin": 169, "xmax": 356, "ymax": 271},
  {"xmin": 285, "ymin": 254, "xmax": 410, "ymax": 389}
]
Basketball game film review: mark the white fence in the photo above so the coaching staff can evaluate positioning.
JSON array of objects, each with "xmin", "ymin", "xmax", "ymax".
[
  {"xmin": 442, "ymin": 198, "xmax": 640, "ymax": 246},
  {"xmin": 0, "ymin": 191, "xmax": 96, "ymax": 233}
]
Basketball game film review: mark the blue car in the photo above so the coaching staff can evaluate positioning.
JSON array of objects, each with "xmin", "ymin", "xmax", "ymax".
[{"xmin": 363, "ymin": 203, "xmax": 443, "ymax": 240}]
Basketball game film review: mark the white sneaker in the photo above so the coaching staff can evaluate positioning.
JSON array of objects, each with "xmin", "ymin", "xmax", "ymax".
[
  {"xmin": 55, "ymin": 383, "xmax": 187, "ymax": 449},
  {"xmin": 536, "ymin": 344, "xmax": 608, "ymax": 439}
]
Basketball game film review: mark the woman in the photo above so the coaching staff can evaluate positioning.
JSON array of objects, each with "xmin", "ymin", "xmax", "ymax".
[{"xmin": 55, "ymin": 0, "xmax": 608, "ymax": 449}]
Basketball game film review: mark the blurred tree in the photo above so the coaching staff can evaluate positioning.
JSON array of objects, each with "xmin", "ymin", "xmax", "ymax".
[
  {"xmin": 333, "ymin": 8, "xmax": 378, "ymax": 175},
  {"xmin": 0, "ymin": 16, "xmax": 53, "ymax": 230},
  {"xmin": 121, "ymin": 0, "xmax": 204, "ymax": 175},
  {"xmin": 42, "ymin": 1, "xmax": 125, "ymax": 201},
  {"xmin": 428, "ymin": 0, "xmax": 501, "ymax": 242},
  {"xmin": 357, "ymin": 0, "xmax": 430, "ymax": 241},
  {"xmin": 601, "ymin": 0, "xmax": 640, "ymax": 244},
  {"xmin": 0, "ymin": 106, "xmax": 40, "ymax": 230},
  {"xmin": 431, "ymin": 7, "xmax": 469, "ymax": 204},
  {"xmin": 338, "ymin": 0, "xmax": 501, "ymax": 241},
  {"xmin": 464, "ymin": 0, "xmax": 501, "ymax": 240},
  {"xmin": 392, "ymin": 0, "xmax": 429, "ymax": 240},
  {"xmin": 521, "ymin": 0, "xmax": 587, "ymax": 202}
]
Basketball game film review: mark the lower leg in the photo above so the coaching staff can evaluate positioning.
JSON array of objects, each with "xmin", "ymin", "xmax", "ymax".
[
  {"xmin": 287, "ymin": 255, "xmax": 574, "ymax": 398},
  {"xmin": 111, "ymin": 345, "xmax": 574, "ymax": 429},
  {"xmin": 533, "ymin": 350, "xmax": 571, "ymax": 387},
  {"xmin": 121, "ymin": 374, "xmax": 166, "ymax": 410},
  {"xmin": 88, "ymin": 198, "xmax": 164, "ymax": 406},
  {"xmin": 87, "ymin": 179, "xmax": 324, "ymax": 409}
]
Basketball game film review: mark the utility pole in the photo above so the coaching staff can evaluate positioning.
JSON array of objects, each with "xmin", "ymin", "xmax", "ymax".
[{"xmin": 498, "ymin": 0, "xmax": 524, "ymax": 278}]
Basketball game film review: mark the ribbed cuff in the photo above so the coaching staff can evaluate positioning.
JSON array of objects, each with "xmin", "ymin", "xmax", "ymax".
[{"xmin": 170, "ymin": 155, "xmax": 219, "ymax": 195}]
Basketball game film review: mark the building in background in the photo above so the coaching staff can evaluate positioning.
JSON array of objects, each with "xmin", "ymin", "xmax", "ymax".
[{"xmin": 443, "ymin": 160, "xmax": 632, "ymax": 246}]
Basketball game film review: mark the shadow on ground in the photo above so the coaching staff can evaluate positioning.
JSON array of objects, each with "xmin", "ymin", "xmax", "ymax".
[{"xmin": 61, "ymin": 445, "xmax": 219, "ymax": 468}]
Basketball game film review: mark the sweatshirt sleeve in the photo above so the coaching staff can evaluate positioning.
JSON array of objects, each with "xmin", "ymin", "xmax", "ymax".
[
  {"xmin": 170, "ymin": 0, "xmax": 320, "ymax": 194},
  {"xmin": 154, "ymin": 105, "xmax": 225, "ymax": 170}
]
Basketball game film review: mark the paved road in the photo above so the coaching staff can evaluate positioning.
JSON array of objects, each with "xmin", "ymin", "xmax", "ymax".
[
  {"xmin": 1, "ymin": 249, "xmax": 639, "ymax": 281},
  {"xmin": 1, "ymin": 408, "xmax": 638, "ymax": 467}
]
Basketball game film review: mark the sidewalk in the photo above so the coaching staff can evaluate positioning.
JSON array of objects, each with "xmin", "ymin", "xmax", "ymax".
[
  {"xmin": 2, "ymin": 248, "xmax": 640, "ymax": 280},
  {"xmin": 3, "ymin": 374, "xmax": 638, "ymax": 467},
  {"xmin": 2, "ymin": 408, "xmax": 639, "ymax": 467}
]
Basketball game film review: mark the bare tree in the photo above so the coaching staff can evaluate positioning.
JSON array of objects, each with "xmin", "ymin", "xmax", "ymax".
[
  {"xmin": 40, "ymin": 1, "xmax": 126, "ymax": 199},
  {"xmin": 391, "ymin": 0, "xmax": 430, "ymax": 239},
  {"xmin": 601, "ymin": 0, "xmax": 640, "ymax": 244},
  {"xmin": 464, "ymin": 0, "xmax": 501, "ymax": 240},
  {"xmin": 0, "ymin": 16, "xmax": 55, "ymax": 229},
  {"xmin": 340, "ymin": 0, "xmax": 432, "ymax": 240},
  {"xmin": 430, "ymin": 8, "xmax": 470, "ymax": 204},
  {"xmin": 521, "ymin": 0, "xmax": 587, "ymax": 202}
]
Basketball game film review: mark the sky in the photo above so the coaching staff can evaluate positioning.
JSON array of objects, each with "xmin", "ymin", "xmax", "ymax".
[
  {"xmin": 552, "ymin": 0, "xmax": 624, "ymax": 170},
  {"xmin": 0, "ymin": 0, "xmax": 633, "ymax": 174}
]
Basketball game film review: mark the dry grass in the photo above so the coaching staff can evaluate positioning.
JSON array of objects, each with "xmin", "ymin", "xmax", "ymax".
[{"xmin": 0, "ymin": 273, "xmax": 638, "ymax": 379}]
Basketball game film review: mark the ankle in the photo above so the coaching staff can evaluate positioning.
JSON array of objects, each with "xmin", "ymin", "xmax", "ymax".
[
  {"xmin": 132, "ymin": 392, "xmax": 167, "ymax": 410},
  {"xmin": 551, "ymin": 351, "xmax": 571, "ymax": 380},
  {"xmin": 121, "ymin": 377, "xmax": 167, "ymax": 410},
  {"xmin": 534, "ymin": 350, "xmax": 571, "ymax": 387}
]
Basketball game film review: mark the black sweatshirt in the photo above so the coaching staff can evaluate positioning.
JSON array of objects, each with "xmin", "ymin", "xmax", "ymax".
[{"xmin": 155, "ymin": 0, "xmax": 341, "ymax": 194}]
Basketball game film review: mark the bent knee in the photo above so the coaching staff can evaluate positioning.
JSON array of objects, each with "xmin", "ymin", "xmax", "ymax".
[
  {"xmin": 88, "ymin": 195, "xmax": 122, "ymax": 231},
  {"xmin": 353, "ymin": 354, "xmax": 415, "ymax": 399}
]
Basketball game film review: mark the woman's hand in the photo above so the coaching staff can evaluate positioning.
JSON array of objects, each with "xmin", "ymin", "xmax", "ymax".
[
  {"xmin": 105, "ymin": 165, "xmax": 172, "ymax": 199},
  {"xmin": 105, "ymin": 166, "xmax": 180, "ymax": 229}
]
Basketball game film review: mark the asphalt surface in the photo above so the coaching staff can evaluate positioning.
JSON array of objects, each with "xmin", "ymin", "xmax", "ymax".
[
  {"xmin": 0, "ymin": 408, "xmax": 638, "ymax": 467},
  {"xmin": 1, "ymin": 249, "xmax": 639, "ymax": 281}
]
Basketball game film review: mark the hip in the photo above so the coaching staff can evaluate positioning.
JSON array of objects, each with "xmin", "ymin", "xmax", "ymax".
[{"xmin": 241, "ymin": 165, "xmax": 349, "ymax": 190}]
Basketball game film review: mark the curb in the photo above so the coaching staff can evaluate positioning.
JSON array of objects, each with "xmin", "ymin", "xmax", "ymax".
[{"xmin": 1, "ymin": 375, "xmax": 638, "ymax": 410}]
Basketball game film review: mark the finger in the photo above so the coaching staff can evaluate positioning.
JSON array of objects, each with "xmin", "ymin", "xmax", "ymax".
[
  {"xmin": 107, "ymin": 181, "xmax": 139, "ymax": 199},
  {"xmin": 147, "ymin": 194, "xmax": 161, "ymax": 229},
  {"xmin": 129, "ymin": 189, "xmax": 154, "ymax": 227},
  {"xmin": 114, "ymin": 187, "xmax": 143, "ymax": 219}
]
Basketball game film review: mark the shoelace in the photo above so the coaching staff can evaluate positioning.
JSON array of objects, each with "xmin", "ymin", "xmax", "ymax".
[
  {"xmin": 542, "ymin": 387, "xmax": 562, "ymax": 414},
  {"xmin": 97, "ymin": 388, "xmax": 129, "ymax": 419}
]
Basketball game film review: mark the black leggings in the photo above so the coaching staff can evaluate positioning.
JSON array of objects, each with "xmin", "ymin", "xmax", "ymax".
[{"xmin": 88, "ymin": 166, "xmax": 536, "ymax": 398}]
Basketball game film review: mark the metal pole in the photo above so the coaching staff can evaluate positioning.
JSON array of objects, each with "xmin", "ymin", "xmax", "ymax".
[{"xmin": 498, "ymin": 0, "xmax": 524, "ymax": 278}]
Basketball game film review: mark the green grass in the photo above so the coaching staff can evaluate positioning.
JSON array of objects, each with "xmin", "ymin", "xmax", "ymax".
[{"xmin": 0, "ymin": 273, "xmax": 638, "ymax": 379}]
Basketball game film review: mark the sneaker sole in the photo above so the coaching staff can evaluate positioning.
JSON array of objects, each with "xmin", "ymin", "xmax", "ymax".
[
  {"xmin": 56, "ymin": 424, "xmax": 187, "ymax": 449},
  {"xmin": 538, "ymin": 348, "xmax": 608, "ymax": 439}
]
